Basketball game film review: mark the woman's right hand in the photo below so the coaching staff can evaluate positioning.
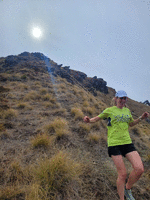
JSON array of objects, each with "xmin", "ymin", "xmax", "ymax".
[{"xmin": 83, "ymin": 116, "xmax": 90, "ymax": 123}]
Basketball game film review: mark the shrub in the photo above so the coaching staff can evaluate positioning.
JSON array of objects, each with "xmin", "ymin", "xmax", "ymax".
[{"xmin": 71, "ymin": 108, "xmax": 84, "ymax": 120}]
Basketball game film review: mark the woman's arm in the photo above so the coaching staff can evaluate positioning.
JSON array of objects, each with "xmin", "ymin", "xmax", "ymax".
[
  {"xmin": 129, "ymin": 112, "xmax": 149, "ymax": 127},
  {"xmin": 83, "ymin": 116, "xmax": 101, "ymax": 123}
]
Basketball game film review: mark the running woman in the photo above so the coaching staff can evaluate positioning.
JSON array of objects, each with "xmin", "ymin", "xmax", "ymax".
[{"xmin": 83, "ymin": 90, "xmax": 149, "ymax": 200}]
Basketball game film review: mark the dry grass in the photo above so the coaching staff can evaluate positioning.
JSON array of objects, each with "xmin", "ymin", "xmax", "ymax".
[
  {"xmin": 83, "ymin": 100, "xmax": 89, "ymax": 107},
  {"xmin": 87, "ymin": 133, "xmax": 101, "ymax": 142},
  {"xmin": 3, "ymin": 109, "xmax": 17, "ymax": 119},
  {"xmin": 17, "ymin": 102, "xmax": 27, "ymax": 109},
  {"xmin": 82, "ymin": 106, "xmax": 95, "ymax": 116},
  {"xmin": 78, "ymin": 122, "xmax": 91, "ymax": 134},
  {"xmin": 39, "ymin": 88, "xmax": 48, "ymax": 95},
  {"xmin": 23, "ymin": 91, "xmax": 40, "ymax": 101},
  {"xmin": 71, "ymin": 107, "xmax": 84, "ymax": 120},
  {"xmin": 30, "ymin": 133, "xmax": 55, "ymax": 148},
  {"xmin": 42, "ymin": 94, "xmax": 56, "ymax": 103},
  {"xmin": 27, "ymin": 151, "xmax": 82, "ymax": 199},
  {"xmin": 44, "ymin": 117, "xmax": 69, "ymax": 138}
]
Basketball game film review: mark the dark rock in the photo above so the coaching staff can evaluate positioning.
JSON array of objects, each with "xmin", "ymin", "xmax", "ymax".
[{"xmin": 143, "ymin": 100, "xmax": 150, "ymax": 106}]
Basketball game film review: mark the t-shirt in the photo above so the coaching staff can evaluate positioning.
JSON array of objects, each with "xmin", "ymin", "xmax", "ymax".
[{"xmin": 98, "ymin": 106, "xmax": 134, "ymax": 147}]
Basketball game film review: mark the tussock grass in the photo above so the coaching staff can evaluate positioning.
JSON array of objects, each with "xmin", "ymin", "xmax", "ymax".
[
  {"xmin": 71, "ymin": 107, "xmax": 84, "ymax": 120},
  {"xmin": 39, "ymin": 88, "xmax": 48, "ymax": 95},
  {"xmin": 42, "ymin": 102, "xmax": 54, "ymax": 108},
  {"xmin": 0, "ymin": 124, "xmax": 5, "ymax": 132},
  {"xmin": 44, "ymin": 118, "xmax": 69, "ymax": 138},
  {"xmin": 87, "ymin": 133, "xmax": 101, "ymax": 142},
  {"xmin": 30, "ymin": 133, "xmax": 55, "ymax": 148},
  {"xmin": 17, "ymin": 102, "xmax": 27, "ymax": 109},
  {"xmin": 18, "ymin": 83, "xmax": 28, "ymax": 90},
  {"xmin": 28, "ymin": 151, "xmax": 82, "ymax": 199},
  {"xmin": 83, "ymin": 100, "xmax": 89, "ymax": 107},
  {"xmin": 0, "ymin": 185, "xmax": 25, "ymax": 200},
  {"xmin": 82, "ymin": 106, "xmax": 95, "ymax": 116},
  {"xmin": 7, "ymin": 161, "xmax": 24, "ymax": 184},
  {"xmin": 42, "ymin": 94, "xmax": 56, "ymax": 103},
  {"xmin": 3, "ymin": 109, "xmax": 17, "ymax": 119},
  {"xmin": 23, "ymin": 91, "xmax": 40, "ymax": 101},
  {"xmin": 78, "ymin": 122, "xmax": 91, "ymax": 134}
]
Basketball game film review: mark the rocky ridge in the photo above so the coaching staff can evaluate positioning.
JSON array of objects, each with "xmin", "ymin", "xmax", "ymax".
[{"xmin": 1, "ymin": 51, "xmax": 108, "ymax": 95}]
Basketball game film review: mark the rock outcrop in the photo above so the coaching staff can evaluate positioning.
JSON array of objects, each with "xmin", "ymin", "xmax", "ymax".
[
  {"xmin": 1, "ymin": 52, "xmax": 108, "ymax": 95},
  {"xmin": 143, "ymin": 100, "xmax": 150, "ymax": 106}
]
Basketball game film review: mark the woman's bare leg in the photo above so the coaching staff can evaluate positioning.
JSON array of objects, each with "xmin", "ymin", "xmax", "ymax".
[
  {"xmin": 112, "ymin": 155, "xmax": 127, "ymax": 200},
  {"xmin": 125, "ymin": 151, "xmax": 144, "ymax": 190}
]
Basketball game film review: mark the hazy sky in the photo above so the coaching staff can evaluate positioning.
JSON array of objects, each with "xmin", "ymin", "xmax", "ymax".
[{"xmin": 1, "ymin": 0, "xmax": 150, "ymax": 102}]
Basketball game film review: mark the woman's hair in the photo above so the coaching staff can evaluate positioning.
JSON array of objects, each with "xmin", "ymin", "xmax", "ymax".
[{"xmin": 111, "ymin": 97, "xmax": 117, "ymax": 106}]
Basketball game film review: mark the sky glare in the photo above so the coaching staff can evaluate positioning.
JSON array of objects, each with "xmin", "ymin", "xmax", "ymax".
[{"xmin": 0, "ymin": 0, "xmax": 150, "ymax": 102}]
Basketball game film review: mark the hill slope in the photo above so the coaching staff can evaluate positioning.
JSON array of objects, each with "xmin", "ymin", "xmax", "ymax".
[{"xmin": 0, "ymin": 52, "xmax": 150, "ymax": 200}]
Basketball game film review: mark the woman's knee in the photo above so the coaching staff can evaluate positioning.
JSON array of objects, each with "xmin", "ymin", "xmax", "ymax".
[{"xmin": 118, "ymin": 171, "xmax": 127, "ymax": 180}]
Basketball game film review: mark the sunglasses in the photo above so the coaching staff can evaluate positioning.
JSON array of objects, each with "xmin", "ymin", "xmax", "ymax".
[{"xmin": 119, "ymin": 97, "xmax": 127, "ymax": 100}]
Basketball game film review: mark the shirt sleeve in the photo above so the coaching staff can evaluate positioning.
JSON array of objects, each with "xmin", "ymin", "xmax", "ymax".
[{"xmin": 98, "ymin": 108, "xmax": 110, "ymax": 119}]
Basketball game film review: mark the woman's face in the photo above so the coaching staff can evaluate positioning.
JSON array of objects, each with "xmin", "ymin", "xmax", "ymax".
[{"xmin": 116, "ymin": 97, "xmax": 128, "ymax": 108}]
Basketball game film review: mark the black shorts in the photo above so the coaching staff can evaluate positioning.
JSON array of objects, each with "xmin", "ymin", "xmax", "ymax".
[{"xmin": 108, "ymin": 143, "xmax": 136, "ymax": 157}]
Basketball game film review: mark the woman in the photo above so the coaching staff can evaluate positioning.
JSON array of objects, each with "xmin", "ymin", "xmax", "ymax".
[{"xmin": 83, "ymin": 90, "xmax": 149, "ymax": 200}]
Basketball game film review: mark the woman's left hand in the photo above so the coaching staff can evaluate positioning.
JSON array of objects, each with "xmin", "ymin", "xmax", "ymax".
[{"xmin": 141, "ymin": 112, "xmax": 149, "ymax": 119}]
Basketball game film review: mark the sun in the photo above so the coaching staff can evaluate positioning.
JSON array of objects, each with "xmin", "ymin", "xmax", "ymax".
[{"xmin": 32, "ymin": 27, "xmax": 42, "ymax": 38}]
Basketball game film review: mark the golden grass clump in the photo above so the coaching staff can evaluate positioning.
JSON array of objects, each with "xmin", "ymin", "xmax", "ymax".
[
  {"xmin": 0, "ymin": 124, "xmax": 5, "ymax": 132},
  {"xmin": 87, "ymin": 133, "xmax": 100, "ymax": 143},
  {"xmin": 28, "ymin": 151, "xmax": 82, "ymax": 199},
  {"xmin": 3, "ymin": 109, "xmax": 17, "ymax": 119},
  {"xmin": 83, "ymin": 100, "xmax": 89, "ymax": 107},
  {"xmin": 17, "ymin": 102, "xmax": 27, "ymax": 109},
  {"xmin": 82, "ymin": 106, "xmax": 95, "ymax": 116},
  {"xmin": 18, "ymin": 83, "xmax": 28, "ymax": 90},
  {"xmin": 42, "ymin": 102, "xmax": 54, "ymax": 108},
  {"xmin": 0, "ymin": 185, "xmax": 25, "ymax": 200},
  {"xmin": 71, "ymin": 107, "xmax": 84, "ymax": 120},
  {"xmin": 78, "ymin": 122, "xmax": 91, "ymax": 134},
  {"xmin": 23, "ymin": 91, "xmax": 40, "ymax": 101},
  {"xmin": 42, "ymin": 94, "xmax": 56, "ymax": 103},
  {"xmin": 44, "ymin": 118, "xmax": 69, "ymax": 138},
  {"xmin": 30, "ymin": 133, "xmax": 55, "ymax": 148},
  {"xmin": 39, "ymin": 88, "xmax": 48, "ymax": 95}
]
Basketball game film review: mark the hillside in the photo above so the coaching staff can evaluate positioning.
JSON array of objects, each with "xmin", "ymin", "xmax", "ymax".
[{"xmin": 0, "ymin": 52, "xmax": 150, "ymax": 200}]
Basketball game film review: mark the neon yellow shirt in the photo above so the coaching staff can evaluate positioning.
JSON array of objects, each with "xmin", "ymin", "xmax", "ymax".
[{"xmin": 98, "ymin": 106, "xmax": 134, "ymax": 147}]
